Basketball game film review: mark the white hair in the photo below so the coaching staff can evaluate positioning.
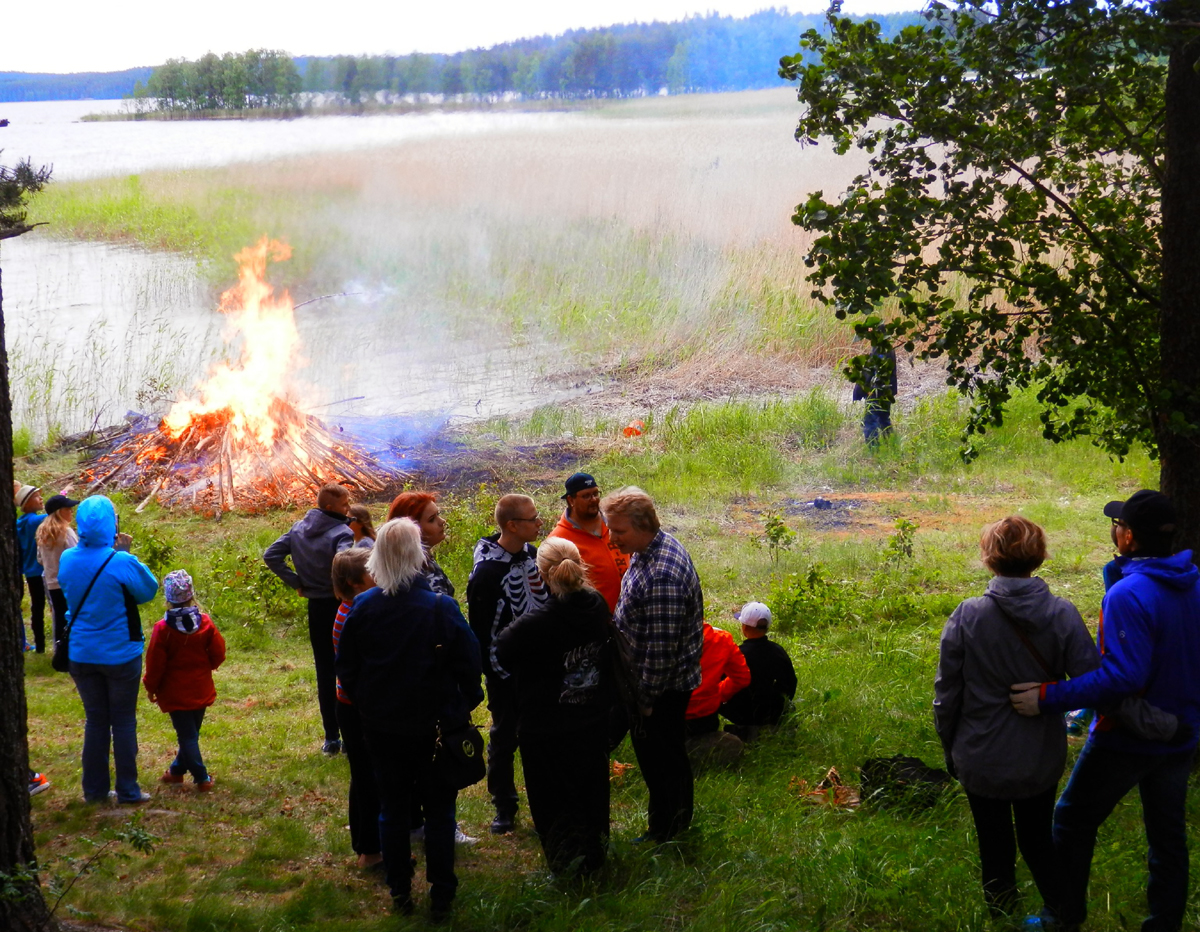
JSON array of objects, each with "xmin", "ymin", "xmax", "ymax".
[{"xmin": 366, "ymin": 518, "xmax": 425, "ymax": 595}]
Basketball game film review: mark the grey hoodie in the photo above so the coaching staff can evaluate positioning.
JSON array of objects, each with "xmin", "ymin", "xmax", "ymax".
[
  {"xmin": 933, "ymin": 576, "xmax": 1099, "ymax": 799},
  {"xmin": 263, "ymin": 508, "xmax": 354, "ymax": 599}
]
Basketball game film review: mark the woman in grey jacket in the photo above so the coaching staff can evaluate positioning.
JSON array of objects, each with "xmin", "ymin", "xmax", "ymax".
[{"xmin": 934, "ymin": 516, "xmax": 1098, "ymax": 921}]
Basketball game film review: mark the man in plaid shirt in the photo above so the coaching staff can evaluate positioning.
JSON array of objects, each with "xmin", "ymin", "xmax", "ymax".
[{"xmin": 603, "ymin": 486, "xmax": 704, "ymax": 843}]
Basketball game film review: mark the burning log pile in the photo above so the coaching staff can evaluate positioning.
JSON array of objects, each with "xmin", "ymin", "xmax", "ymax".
[
  {"xmin": 83, "ymin": 400, "xmax": 394, "ymax": 513},
  {"xmin": 81, "ymin": 237, "xmax": 399, "ymax": 513}
]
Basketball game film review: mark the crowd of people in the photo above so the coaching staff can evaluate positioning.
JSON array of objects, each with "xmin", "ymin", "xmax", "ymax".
[{"xmin": 14, "ymin": 471, "xmax": 1200, "ymax": 930}]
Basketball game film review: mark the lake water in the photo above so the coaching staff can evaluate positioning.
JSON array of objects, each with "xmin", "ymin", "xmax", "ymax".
[{"xmin": 1, "ymin": 101, "xmax": 588, "ymax": 441}]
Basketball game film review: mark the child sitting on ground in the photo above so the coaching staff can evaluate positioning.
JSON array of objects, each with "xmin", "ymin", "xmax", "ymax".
[{"xmin": 144, "ymin": 570, "xmax": 226, "ymax": 791}]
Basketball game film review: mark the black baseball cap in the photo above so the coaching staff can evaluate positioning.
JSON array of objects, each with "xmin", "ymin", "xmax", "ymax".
[
  {"xmin": 44, "ymin": 494, "xmax": 81, "ymax": 515},
  {"xmin": 561, "ymin": 472, "xmax": 598, "ymax": 499},
  {"xmin": 1103, "ymin": 489, "xmax": 1177, "ymax": 537}
]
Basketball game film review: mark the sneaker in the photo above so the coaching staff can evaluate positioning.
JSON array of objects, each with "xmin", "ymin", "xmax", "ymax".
[
  {"xmin": 455, "ymin": 827, "xmax": 479, "ymax": 846},
  {"xmin": 196, "ymin": 777, "xmax": 215, "ymax": 792},
  {"xmin": 160, "ymin": 770, "xmax": 185, "ymax": 784},
  {"xmin": 28, "ymin": 773, "xmax": 51, "ymax": 796},
  {"xmin": 489, "ymin": 814, "xmax": 515, "ymax": 835},
  {"xmin": 322, "ymin": 739, "xmax": 342, "ymax": 757},
  {"xmin": 119, "ymin": 792, "xmax": 153, "ymax": 805}
]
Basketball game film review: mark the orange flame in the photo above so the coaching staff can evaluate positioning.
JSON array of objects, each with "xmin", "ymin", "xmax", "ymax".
[{"xmin": 164, "ymin": 238, "xmax": 302, "ymax": 446}]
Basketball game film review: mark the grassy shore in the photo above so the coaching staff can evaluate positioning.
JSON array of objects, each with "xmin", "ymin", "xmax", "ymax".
[{"xmin": 19, "ymin": 390, "xmax": 1192, "ymax": 932}]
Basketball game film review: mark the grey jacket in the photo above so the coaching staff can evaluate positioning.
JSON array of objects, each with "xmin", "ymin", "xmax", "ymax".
[
  {"xmin": 934, "ymin": 576, "xmax": 1099, "ymax": 799},
  {"xmin": 263, "ymin": 508, "xmax": 354, "ymax": 599}
]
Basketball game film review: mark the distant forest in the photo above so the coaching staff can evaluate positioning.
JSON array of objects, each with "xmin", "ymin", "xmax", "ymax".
[{"xmin": 0, "ymin": 9, "xmax": 922, "ymax": 107}]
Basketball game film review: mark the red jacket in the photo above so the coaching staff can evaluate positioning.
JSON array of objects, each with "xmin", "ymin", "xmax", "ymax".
[
  {"xmin": 686, "ymin": 623, "xmax": 751, "ymax": 719},
  {"xmin": 143, "ymin": 613, "xmax": 226, "ymax": 712}
]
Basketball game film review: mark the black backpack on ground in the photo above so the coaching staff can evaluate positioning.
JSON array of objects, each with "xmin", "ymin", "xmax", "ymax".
[{"xmin": 860, "ymin": 755, "xmax": 952, "ymax": 809}]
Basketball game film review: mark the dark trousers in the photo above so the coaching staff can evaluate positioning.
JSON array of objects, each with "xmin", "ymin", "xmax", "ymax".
[
  {"xmin": 630, "ymin": 689, "xmax": 693, "ymax": 842},
  {"xmin": 337, "ymin": 701, "xmax": 381, "ymax": 856},
  {"xmin": 965, "ymin": 785, "xmax": 1060, "ymax": 917},
  {"xmin": 25, "ymin": 575, "xmax": 45, "ymax": 652},
  {"xmin": 485, "ymin": 674, "xmax": 520, "ymax": 817},
  {"xmin": 167, "ymin": 708, "xmax": 209, "ymax": 783},
  {"xmin": 70, "ymin": 657, "xmax": 142, "ymax": 802},
  {"xmin": 520, "ymin": 729, "xmax": 610, "ymax": 874},
  {"xmin": 863, "ymin": 402, "xmax": 893, "ymax": 446},
  {"xmin": 1054, "ymin": 742, "xmax": 1194, "ymax": 931},
  {"xmin": 365, "ymin": 728, "xmax": 457, "ymax": 905},
  {"xmin": 48, "ymin": 586, "xmax": 68, "ymax": 648},
  {"xmin": 306, "ymin": 597, "xmax": 341, "ymax": 742}
]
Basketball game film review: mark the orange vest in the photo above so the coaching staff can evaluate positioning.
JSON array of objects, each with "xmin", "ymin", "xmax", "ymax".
[{"xmin": 547, "ymin": 513, "xmax": 629, "ymax": 612}]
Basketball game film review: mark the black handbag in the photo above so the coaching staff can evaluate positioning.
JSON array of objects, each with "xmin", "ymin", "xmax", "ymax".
[
  {"xmin": 51, "ymin": 552, "xmax": 116, "ymax": 673},
  {"xmin": 429, "ymin": 593, "xmax": 487, "ymax": 790},
  {"xmin": 434, "ymin": 722, "xmax": 486, "ymax": 790}
]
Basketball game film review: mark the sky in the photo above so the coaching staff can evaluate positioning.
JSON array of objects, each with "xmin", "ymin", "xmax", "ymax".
[{"xmin": 6, "ymin": 1, "xmax": 924, "ymax": 74}]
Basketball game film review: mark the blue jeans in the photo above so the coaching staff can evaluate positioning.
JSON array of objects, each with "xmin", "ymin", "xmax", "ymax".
[
  {"xmin": 1054, "ymin": 741, "xmax": 1195, "ymax": 930},
  {"xmin": 70, "ymin": 657, "xmax": 143, "ymax": 802},
  {"xmin": 168, "ymin": 708, "xmax": 209, "ymax": 782},
  {"xmin": 364, "ymin": 728, "xmax": 458, "ymax": 905},
  {"xmin": 862, "ymin": 402, "xmax": 893, "ymax": 445}
]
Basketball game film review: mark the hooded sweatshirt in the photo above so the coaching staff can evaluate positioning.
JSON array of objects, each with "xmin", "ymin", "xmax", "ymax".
[
  {"xmin": 934, "ymin": 575, "xmax": 1099, "ymax": 799},
  {"xmin": 546, "ymin": 514, "xmax": 629, "ymax": 612},
  {"xmin": 1041, "ymin": 551, "xmax": 1200, "ymax": 755},
  {"xmin": 58, "ymin": 496, "xmax": 159, "ymax": 666},
  {"xmin": 263, "ymin": 508, "xmax": 354, "ymax": 599},
  {"xmin": 686, "ymin": 623, "xmax": 751, "ymax": 720},
  {"xmin": 143, "ymin": 609, "xmax": 226, "ymax": 712},
  {"xmin": 16, "ymin": 512, "xmax": 46, "ymax": 577},
  {"xmin": 466, "ymin": 535, "xmax": 549, "ymax": 678}
]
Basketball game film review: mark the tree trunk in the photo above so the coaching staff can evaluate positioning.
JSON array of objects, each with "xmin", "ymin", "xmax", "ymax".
[
  {"xmin": 1157, "ymin": 26, "xmax": 1200, "ymax": 556},
  {"xmin": 0, "ymin": 264, "xmax": 55, "ymax": 930}
]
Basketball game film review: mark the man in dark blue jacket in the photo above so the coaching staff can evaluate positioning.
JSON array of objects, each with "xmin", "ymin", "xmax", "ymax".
[{"xmin": 1011, "ymin": 490, "xmax": 1200, "ymax": 932}]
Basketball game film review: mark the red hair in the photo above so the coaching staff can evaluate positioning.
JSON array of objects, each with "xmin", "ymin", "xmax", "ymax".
[{"xmin": 387, "ymin": 491, "xmax": 438, "ymax": 523}]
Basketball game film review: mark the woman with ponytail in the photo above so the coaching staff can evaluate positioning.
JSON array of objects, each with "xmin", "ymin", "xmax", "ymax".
[{"xmin": 494, "ymin": 537, "xmax": 614, "ymax": 874}]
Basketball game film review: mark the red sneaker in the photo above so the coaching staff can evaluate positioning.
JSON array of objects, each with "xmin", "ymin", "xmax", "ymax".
[
  {"xmin": 160, "ymin": 770, "xmax": 185, "ymax": 784},
  {"xmin": 196, "ymin": 777, "xmax": 215, "ymax": 792}
]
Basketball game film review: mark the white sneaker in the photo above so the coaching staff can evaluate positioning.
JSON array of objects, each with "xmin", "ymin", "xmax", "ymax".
[{"xmin": 454, "ymin": 828, "xmax": 478, "ymax": 846}]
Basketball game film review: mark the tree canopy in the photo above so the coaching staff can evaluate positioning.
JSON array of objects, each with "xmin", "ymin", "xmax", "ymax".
[{"xmin": 782, "ymin": 0, "xmax": 1180, "ymax": 463}]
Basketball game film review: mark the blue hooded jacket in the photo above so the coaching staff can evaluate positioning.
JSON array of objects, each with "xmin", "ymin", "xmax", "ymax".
[
  {"xmin": 1042, "ymin": 550, "xmax": 1200, "ymax": 754},
  {"xmin": 16, "ymin": 512, "xmax": 46, "ymax": 577},
  {"xmin": 58, "ymin": 496, "xmax": 159, "ymax": 666}
]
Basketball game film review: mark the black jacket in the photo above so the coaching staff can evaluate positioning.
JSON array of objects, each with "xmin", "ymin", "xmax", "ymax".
[
  {"xmin": 466, "ymin": 535, "xmax": 549, "ymax": 678},
  {"xmin": 719, "ymin": 636, "xmax": 797, "ymax": 726},
  {"xmin": 493, "ymin": 588, "xmax": 614, "ymax": 737},
  {"xmin": 335, "ymin": 577, "xmax": 484, "ymax": 736}
]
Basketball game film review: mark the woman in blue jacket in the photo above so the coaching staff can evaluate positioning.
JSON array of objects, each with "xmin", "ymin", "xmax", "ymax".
[{"xmin": 59, "ymin": 496, "xmax": 159, "ymax": 804}]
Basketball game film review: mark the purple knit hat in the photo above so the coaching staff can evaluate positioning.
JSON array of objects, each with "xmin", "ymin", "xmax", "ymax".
[{"xmin": 163, "ymin": 569, "xmax": 194, "ymax": 605}]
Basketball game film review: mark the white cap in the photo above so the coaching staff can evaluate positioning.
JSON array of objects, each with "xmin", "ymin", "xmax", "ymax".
[
  {"xmin": 15, "ymin": 484, "xmax": 40, "ymax": 509},
  {"xmin": 734, "ymin": 601, "xmax": 771, "ymax": 629}
]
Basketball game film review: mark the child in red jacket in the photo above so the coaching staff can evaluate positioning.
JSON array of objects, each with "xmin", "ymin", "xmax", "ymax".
[{"xmin": 144, "ymin": 570, "xmax": 226, "ymax": 791}]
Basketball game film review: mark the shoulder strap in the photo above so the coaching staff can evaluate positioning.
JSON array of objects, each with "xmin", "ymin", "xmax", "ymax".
[
  {"xmin": 984, "ymin": 592, "xmax": 1055, "ymax": 679},
  {"xmin": 66, "ymin": 552, "xmax": 119, "ymax": 636}
]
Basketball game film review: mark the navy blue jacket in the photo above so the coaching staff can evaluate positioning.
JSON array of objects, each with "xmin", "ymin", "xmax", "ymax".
[
  {"xmin": 1042, "ymin": 551, "xmax": 1200, "ymax": 755},
  {"xmin": 335, "ymin": 576, "xmax": 484, "ymax": 736}
]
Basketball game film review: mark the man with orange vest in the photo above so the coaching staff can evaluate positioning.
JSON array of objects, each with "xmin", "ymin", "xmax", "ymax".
[{"xmin": 546, "ymin": 473, "xmax": 629, "ymax": 612}]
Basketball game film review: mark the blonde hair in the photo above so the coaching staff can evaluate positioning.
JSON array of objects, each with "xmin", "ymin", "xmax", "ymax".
[
  {"xmin": 600, "ymin": 486, "xmax": 660, "ymax": 534},
  {"xmin": 332, "ymin": 548, "xmax": 373, "ymax": 602},
  {"xmin": 35, "ymin": 507, "xmax": 74, "ymax": 551},
  {"xmin": 348, "ymin": 504, "xmax": 376, "ymax": 540},
  {"xmin": 495, "ymin": 494, "xmax": 536, "ymax": 528},
  {"xmin": 536, "ymin": 537, "xmax": 592, "ymax": 597},
  {"xmin": 367, "ymin": 518, "xmax": 425, "ymax": 595},
  {"xmin": 980, "ymin": 516, "xmax": 1047, "ymax": 577}
]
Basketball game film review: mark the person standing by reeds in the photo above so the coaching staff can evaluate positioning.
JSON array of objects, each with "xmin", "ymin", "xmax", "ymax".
[
  {"xmin": 494, "ymin": 537, "xmax": 614, "ymax": 875},
  {"xmin": 15, "ymin": 483, "xmax": 47, "ymax": 652},
  {"xmin": 36, "ymin": 493, "xmax": 80, "ymax": 650}
]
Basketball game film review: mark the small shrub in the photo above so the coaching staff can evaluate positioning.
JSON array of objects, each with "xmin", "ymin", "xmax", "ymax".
[
  {"xmin": 761, "ymin": 510, "xmax": 796, "ymax": 563},
  {"xmin": 884, "ymin": 518, "xmax": 919, "ymax": 563}
]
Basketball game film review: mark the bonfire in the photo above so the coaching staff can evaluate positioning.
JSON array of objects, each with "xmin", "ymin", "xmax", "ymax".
[{"xmin": 83, "ymin": 238, "xmax": 396, "ymax": 513}]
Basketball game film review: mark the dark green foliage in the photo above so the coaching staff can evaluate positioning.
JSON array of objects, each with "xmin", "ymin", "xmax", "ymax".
[
  {"xmin": 0, "ymin": 155, "xmax": 51, "ymax": 238},
  {"xmin": 781, "ymin": 0, "xmax": 1173, "ymax": 461}
]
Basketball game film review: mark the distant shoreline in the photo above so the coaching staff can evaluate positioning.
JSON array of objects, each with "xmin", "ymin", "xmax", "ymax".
[{"xmin": 82, "ymin": 97, "xmax": 607, "ymax": 122}]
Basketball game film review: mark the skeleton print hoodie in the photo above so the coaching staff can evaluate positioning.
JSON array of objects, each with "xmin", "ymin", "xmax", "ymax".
[{"xmin": 466, "ymin": 535, "xmax": 550, "ymax": 678}]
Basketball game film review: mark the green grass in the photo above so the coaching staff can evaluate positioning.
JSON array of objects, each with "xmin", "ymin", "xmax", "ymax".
[{"xmin": 18, "ymin": 391, "xmax": 1193, "ymax": 931}]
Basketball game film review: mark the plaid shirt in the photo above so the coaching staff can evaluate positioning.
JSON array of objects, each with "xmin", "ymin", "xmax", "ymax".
[{"xmin": 614, "ymin": 530, "xmax": 704, "ymax": 704}]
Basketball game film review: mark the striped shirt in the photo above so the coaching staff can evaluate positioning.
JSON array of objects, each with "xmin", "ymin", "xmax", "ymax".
[
  {"xmin": 613, "ymin": 530, "xmax": 705, "ymax": 704},
  {"xmin": 332, "ymin": 600, "xmax": 353, "ymax": 704}
]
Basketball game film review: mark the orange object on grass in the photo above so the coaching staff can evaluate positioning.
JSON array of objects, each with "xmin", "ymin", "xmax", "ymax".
[{"xmin": 623, "ymin": 419, "xmax": 645, "ymax": 437}]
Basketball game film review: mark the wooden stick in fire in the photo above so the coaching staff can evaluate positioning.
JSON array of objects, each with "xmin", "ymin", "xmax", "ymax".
[{"xmin": 134, "ymin": 426, "xmax": 194, "ymax": 513}]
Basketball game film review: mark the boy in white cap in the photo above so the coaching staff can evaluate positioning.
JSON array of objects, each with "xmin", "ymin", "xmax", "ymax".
[{"xmin": 719, "ymin": 602, "xmax": 797, "ymax": 739}]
